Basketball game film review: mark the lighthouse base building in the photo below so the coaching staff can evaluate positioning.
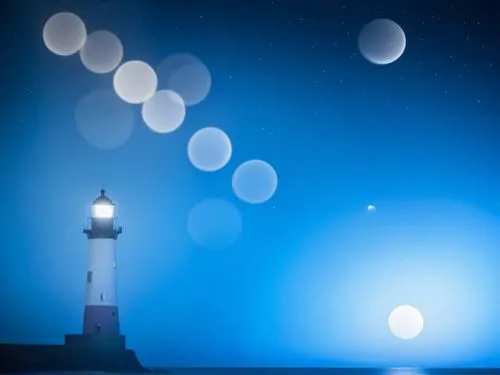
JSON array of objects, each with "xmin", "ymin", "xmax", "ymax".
[{"xmin": 0, "ymin": 190, "xmax": 147, "ymax": 374}]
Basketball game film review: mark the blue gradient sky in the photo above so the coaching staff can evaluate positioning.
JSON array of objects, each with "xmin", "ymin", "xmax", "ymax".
[{"xmin": 1, "ymin": 0, "xmax": 500, "ymax": 368}]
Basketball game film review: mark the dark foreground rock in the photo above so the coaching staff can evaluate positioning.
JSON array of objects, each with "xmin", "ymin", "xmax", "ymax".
[{"xmin": 0, "ymin": 340, "xmax": 148, "ymax": 374}]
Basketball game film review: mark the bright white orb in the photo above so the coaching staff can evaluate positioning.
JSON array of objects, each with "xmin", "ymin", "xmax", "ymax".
[
  {"xmin": 388, "ymin": 305, "xmax": 424, "ymax": 340},
  {"xmin": 157, "ymin": 53, "xmax": 211, "ymax": 106},
  {"xmin": 232, "ymin": 160, "xmax": 278, "ymax": 204},
  {"xmin": 43, "ymin": 12, "xmax": 87, "ymax": 56},
  {"xmin": 367, "ymin": 204, "xmax": 376, "ymax": 212},
  {"xmin": 75, "ymin": 89, "xmax": 135, "ymax": 150},
  {"xmin": 188, "ymin": 198, "xmax": 242, "ymax": 250},
  {"xmin": 113, "ymin": 60, "xmax": 158, "ymax": 104},
  {"xmin": 80, "ymin": 30, "xmax": 123, "ymax": 74},
  {"xmin": 141, "ymin": 90, "xmax": 186, "ymax": 134},
  {"xmin": 187, "ymin": 127, "xmax": 232, "ymax": 172},
  {"xmin": 358, "ymin": 18, "xmax": 406, "ymax": 65}
]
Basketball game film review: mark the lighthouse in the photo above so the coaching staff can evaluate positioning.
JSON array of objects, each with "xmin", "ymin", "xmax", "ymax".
[
  {"xmin": 0, "ymin": 189, "xmax": 148, "ymax": 373},
  {"xmin": 82, "ymin": 189, "xmax": 122, "ymax": 336},
  {"xmin": 64, "ymin": 189, "xmax": 128, "ymax": 351}
]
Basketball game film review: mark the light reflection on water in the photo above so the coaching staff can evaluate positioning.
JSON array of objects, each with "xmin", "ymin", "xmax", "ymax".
[
  {"xmin": 20, "ymin": 370, "xmax": 500, "ymax": 375},
  {"xmin": 148, "ymin": 370, "xmax": 429, "ymax": 375},
  {"xmin": 384, "ymin": 369, "xmax": 427, "ymax": 375}
]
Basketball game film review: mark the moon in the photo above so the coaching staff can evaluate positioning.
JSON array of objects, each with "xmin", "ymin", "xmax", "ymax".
[
  {"xmin": 358, "ymin": 18, "xmax": 406, "ymax": 65},
  {"xmin": 367, "ymin": 204, "xmax": 376, "ymax": 212},
  {"xmin": 388, "ymin": 305, "xmax": 424, "ymax": 340}
]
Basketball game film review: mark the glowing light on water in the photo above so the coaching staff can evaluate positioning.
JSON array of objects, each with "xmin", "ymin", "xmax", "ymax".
[
  {"xmin": 385, "ymin": 369, "xmax": 426, "ymax": 375},
  {"xmin": 280, "ymin": 200, "xmax": 500, "ymax": 366}
]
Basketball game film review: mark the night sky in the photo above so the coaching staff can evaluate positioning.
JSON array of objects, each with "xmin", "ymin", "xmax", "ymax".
[{"xmin": 2, "ymin": 0, "xmax": 500, "ymax": 369}]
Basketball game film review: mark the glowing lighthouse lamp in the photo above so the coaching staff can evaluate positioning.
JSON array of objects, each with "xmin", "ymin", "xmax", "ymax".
[{"xmin": 91, "ymin": 193, "xmax": 116, "ymax": 220}]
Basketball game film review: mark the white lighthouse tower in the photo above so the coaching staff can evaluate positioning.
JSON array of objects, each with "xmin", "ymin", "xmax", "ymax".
[
  {"xmin": 82, "ymin": 189, "xmax": 122, "ymax": 336},
  {"xmin": 61, "ymin": 190, "xmax": 146, "ymax": 372}
]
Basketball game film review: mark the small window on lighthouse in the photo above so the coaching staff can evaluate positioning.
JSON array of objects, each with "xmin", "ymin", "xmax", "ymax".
[
  {"xmin": 100, "ymin": 293, "xmax": 106, "ymax": 302},
  {"xmin": 87, "ymin": 271, "xmax": 93, "ymax": 283}
]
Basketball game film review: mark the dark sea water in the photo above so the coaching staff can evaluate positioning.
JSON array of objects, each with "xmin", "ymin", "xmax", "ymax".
[
  {"xmin": 17, "ymin": 369, "xmax": 500, "ymax": 375},
  {"xmin": 147, "ymin": 368, "xmax": 500, "ymax": 375}
]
